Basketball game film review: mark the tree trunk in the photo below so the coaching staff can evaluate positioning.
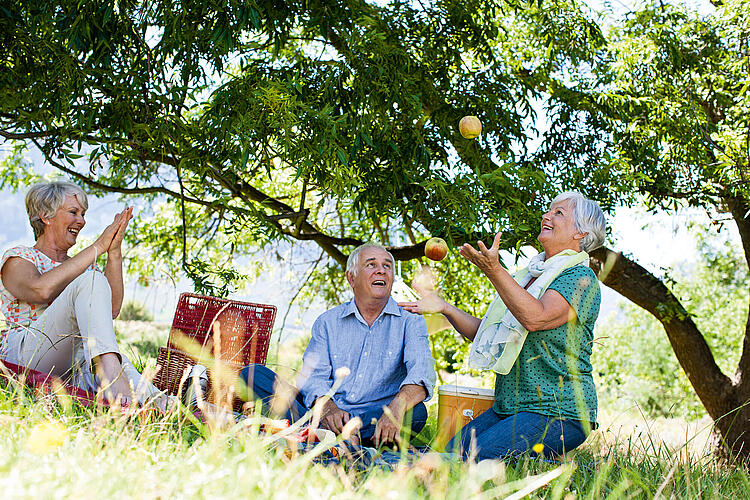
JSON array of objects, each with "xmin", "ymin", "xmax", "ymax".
[{"xmin": 590, "ymin": 247, "xmax": 750, "ymax": 458}]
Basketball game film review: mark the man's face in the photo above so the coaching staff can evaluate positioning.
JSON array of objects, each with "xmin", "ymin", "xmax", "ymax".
[{"xmin": 346, "ymin": 247, "xmax": 394, "ymax": 302}]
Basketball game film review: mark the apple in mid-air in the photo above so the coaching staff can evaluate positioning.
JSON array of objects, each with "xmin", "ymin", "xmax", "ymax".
[
  {"xmin": 459, "ymin": 115, "xmax": 482, "ymax": 139},
  {"xmin": 424, "ymin": 237, "xmax": 448, "ymax": 261}
]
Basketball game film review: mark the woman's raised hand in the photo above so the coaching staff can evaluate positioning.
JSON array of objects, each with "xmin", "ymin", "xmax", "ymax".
[
  {"xmin": 397, "ymin": 267, "xmax": 447, "ymax": 315},
  {"xmin": 108, "ymin": 206, "xmax": 133, "ymax": 255},
  {"xmin": 459, "ymin": 231, "xmax": 503, "ymax": 275},
  {"xmin": 91, "ymin": 208, "xmax": 132, "ymax": 256}
]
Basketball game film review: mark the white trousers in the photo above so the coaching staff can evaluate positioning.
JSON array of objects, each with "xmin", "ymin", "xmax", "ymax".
[{"xmin": 3, "ymin": 270, "xmax": 159, "ymax": 402}]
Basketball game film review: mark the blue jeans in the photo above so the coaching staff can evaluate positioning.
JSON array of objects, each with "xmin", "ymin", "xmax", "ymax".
[
  {"xmin": 446, "ymin": 409, "xmax": 588, "ymax": 461},
  {"xmin": 240, "ymin": 364, "xmax": 428, "ymax": 444}
]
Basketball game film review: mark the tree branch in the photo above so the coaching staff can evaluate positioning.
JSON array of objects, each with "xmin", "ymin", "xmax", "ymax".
[
  {"xmin": 724, "ymin": 194, "xmax": 750, "ymax": 392},
  {"xmin": 725, "ymin": 194, "xmax": 750, "ymax": 270},
  {"xmin": 589, "ymin": 246, "xmax": 735, "ymax": 419},
  {"xmin": 30, "ymin": 140, "xmax": 228, "ymax": 210},
  {"xmin": 0, "ymin": 128, "xmax": 57, "ymax": 140}
]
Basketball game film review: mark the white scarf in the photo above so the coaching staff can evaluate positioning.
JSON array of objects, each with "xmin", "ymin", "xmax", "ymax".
[{"xmin": 467, "ymin": 249, "xmax": 589, "ymax": 374}]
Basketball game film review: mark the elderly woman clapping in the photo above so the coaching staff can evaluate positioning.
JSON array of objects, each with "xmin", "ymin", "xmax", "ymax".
[
  {"xmin": 0, "ymin": 181, "xmax": 161, "ymax": 405},
  {"xmin": 399, "ymin": 191, "xmax": 606, "ymax": 460}
]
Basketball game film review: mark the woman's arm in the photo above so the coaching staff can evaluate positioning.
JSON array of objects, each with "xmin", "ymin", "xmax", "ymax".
[
  {"xmin": 400, "ymin": 232, "xmax": 574, "ymax": 337},
  {"xmin": 104, "ymin": 207, "xmax": 132, "ymax": 318},
  {"xmin": 104, "ymin": 250, "xmax": 124, "ymax": 319},
  {"xmin": 459, "ymin": 232, "xmax": 573, "ymax": 332},
  {"xmin": 1, "ymin": 211, "xmax": 126, "ymax": 305},
  {"xmin": 441, "ymin": 302, "xmax": 483, "ymax": 341},
  {"xmin": 398, "ymin": 290, "xmax": 482, "ymax": 341},
  {"xmin": 1, "ymin": 245, "xmax": 100, "ymax": 304}
]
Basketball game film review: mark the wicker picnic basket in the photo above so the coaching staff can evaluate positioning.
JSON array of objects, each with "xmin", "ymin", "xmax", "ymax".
[{"xmin": 152, "ymin": 293, "xmax": 276, "ymax": 412}]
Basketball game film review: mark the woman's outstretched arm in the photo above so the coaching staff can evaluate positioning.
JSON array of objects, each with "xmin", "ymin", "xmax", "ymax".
[
  {"xmin": 398, "ymin": 290, "xmax": 482, "ymax": 341},
  {"xmin": 459, "ymin": 232, "xmax": 572, "ymax": 332}
]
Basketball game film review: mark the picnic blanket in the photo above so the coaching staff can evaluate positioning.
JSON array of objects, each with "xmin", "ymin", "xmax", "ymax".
[
  {"xmin": 0, "ymin": 359, "xmax": 171, "ymax": 419},
  {"xmin": 298, "ymin": 441, "xmax": 415, "ymax": 470},
  {"xmin": 255, "ymin": 418, "xmax": 452, "ymax": 471},
  {"xmin": 0, "ymin": 360, "xmax": 98, "ymax": 404}
]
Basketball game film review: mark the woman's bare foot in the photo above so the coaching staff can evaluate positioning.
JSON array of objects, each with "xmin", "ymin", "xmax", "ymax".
[
  {"xmin": 93, "ymin": 353, "xmax": 134, "ymax": 404},
  {"xmin": 148, "ymin": 394, "xmax": 175, "ymax": 412}
]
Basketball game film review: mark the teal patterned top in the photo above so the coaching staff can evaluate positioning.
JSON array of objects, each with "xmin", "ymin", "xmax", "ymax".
[{"xmin": 492, "ymin": 265, "xmax": 600, "ymax": 425}]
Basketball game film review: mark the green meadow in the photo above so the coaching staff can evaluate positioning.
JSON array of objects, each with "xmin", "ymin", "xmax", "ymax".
[
  {"xmin": 0, "ymin": 320, "xmax": 747, "ymax": 500},
  {"xmin": 4, "ymin": 0, "xmax": 750, "ymax": 496}
]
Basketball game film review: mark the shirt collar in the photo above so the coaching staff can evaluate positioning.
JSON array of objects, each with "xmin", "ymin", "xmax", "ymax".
[{"xmin": 340, "ymin": 296, "xmax": 402, "ymax": 323}]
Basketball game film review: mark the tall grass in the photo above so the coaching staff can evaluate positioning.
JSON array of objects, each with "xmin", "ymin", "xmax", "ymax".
[
  {"xmin": 1, "ymin": 322, "xmax": 748, "ymax": 499},
  {"xmin": 3, "ymin": 379, "xmax": 749, "ymax": 499}
]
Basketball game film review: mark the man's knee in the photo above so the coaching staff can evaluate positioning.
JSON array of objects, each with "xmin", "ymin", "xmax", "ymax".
[
  {"xmin": 405, "ymin": 402, "xmax": 428, "ymax": 435},
  {"xmin": 240, "ymin": 363, "xmax": 277, "ymax": 400}
]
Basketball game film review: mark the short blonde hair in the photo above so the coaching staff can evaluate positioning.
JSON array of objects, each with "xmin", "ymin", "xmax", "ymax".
[{"xmin": 26, "ymin": 181, "xmax": 88, "ymax": 240}]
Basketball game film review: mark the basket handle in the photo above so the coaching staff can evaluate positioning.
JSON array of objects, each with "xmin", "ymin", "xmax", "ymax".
[{"xmin": 202, "ymin": 301, "xmax": 257, "ymax": 362}]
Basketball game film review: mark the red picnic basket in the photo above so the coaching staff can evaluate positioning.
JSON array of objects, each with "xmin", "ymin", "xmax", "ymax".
[{"xmin": 152, "ymin": 293, "xmax": 276, "ymax": 412}]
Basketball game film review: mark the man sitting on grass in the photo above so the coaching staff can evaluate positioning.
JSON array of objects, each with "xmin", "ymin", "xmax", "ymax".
[{"xmin": 241, "ymin": 244, "xmax": 436, "ymax": 447}]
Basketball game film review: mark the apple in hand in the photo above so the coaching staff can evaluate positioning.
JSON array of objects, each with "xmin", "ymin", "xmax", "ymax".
[
  {"xmin": 459, "ymin": 116, "xmax": 482, "ymax": 139},
  {"xmin": 424, "ymin": 237, "xmax": 448, "ymax": 261}
]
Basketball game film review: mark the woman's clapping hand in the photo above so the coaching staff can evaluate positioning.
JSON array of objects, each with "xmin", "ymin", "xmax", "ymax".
[
  {"xmin": 92, "ymin": 207, "xmax": 133, "ymax": 256},
  {"xmin": 108, "ymin": 206, "xmax": 133, "ymax": 255}
]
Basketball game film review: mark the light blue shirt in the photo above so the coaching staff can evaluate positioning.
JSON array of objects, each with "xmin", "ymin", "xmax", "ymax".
[{"xmin": 297, "ymin": 297, "xmax": 436, "ymax": 414}]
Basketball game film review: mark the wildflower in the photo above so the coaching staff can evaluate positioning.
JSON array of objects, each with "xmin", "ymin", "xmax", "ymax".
[
  {"xmin": 26, "ymin": 420, "xmax": 68, "ymax": 454},
  {"xmin": 335, "ymin": 366, "xmax": 351, "ymax": 379},
  {"xmin": 341, "ymin": 416, "xmax": 362, "ymax": 441},
  {"xmin": 532, "ymin": 443, "xmax": 545, "ymax": 454}
]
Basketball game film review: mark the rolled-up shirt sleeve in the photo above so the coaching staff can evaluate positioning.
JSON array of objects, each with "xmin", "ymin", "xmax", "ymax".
[
  {"xmin": 297, "ymin": 316, "xmax": 334, "ymax": 409},
  {"xmin": 399, "ymin": 313, "xmax": 436, "ymax": 401}
]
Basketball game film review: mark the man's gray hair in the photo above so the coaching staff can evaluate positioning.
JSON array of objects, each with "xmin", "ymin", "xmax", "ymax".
[
  {"xmin": 346, "ymin": 243, "xmax": 395, "ymax": 276},
  {"xmin": 26, "ymin": 181, "xmax": 88, "ymax": 240},
  {"xmin": 551, "ymin": 191, "xmax": 606, "ymax": 252}
]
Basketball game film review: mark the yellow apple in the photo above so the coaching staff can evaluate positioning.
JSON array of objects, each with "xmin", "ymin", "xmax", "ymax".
[
  {"xmin": 459, "ymin": 115, "xmax": 482, "ymax": 139},
  {"xmin": 424, "ymin": 237, "xmax": 448, "ymax": 261}
]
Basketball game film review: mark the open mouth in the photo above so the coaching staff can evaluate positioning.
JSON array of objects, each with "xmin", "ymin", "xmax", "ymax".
[
  {"xmin": 541, "ymin": 224, "xmax": 553, "ymax": 231},
  {"xmin": 372, "ymin": 280, "xmax": 386, "ymax": 287},
  {"xmin": 68, "ymin": 228, "xmax": 80, "ymax": 236}
]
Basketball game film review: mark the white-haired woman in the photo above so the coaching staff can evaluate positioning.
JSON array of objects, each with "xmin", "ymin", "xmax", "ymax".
[
  {"xmin": 399, "ymin": 191, "xmax": 606, "ymax": 460},
  {"xmin": 0, "ymin": 181, "xmax": 161, "ymax": 405}
]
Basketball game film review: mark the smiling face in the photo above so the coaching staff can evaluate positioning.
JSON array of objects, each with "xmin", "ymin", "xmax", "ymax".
[
  {"xmin": 346, "ymin": 247, "xmax": 394, "ymax": 303},
  {"xmin": 537, "ymin": 198, "xmax": 586, "ymax": 256},
  {"xmin": 42, "ymin": 194, "xmax": 86, "ymax": 251}
]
